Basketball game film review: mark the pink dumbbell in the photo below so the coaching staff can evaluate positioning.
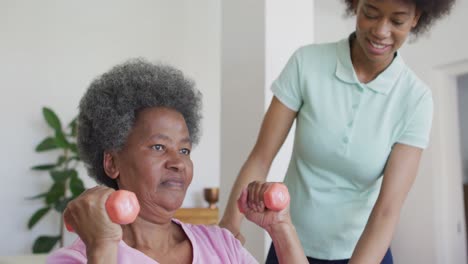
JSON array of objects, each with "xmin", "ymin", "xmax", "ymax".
[
  {"xmin": 263, "ymin": 183, "xmax": 290, "ymax": 211},
  {"xmin": 65, "ymin": 190, "xmax": 140, "ymax": 232},
  {"xmin": 239, "ymin": 182, "xmax": 290, "ymax": 213}
]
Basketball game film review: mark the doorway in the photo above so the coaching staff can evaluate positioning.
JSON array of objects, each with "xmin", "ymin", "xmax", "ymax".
[
  {"xmin": 457, "ymin": 73, "xmax": 468, "ymax": 245},
  {"xmin": 431, "ymin": 60, "xmax": 468, "ymax": 264}
]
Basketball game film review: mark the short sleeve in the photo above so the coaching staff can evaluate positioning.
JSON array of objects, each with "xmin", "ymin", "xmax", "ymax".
[
  {"xmin": 46, "ymin": 248, "xmax": 87, "ymax": 264},
  {"xmin": 271, "ymin": 48, "xmax": 303, "ymax": 111},
  {"xmin": 396, "ymin": 90, "xmax": 433, "ymax": 149},
  {"xmin": 186, "ymin": 223, "xmax": 258, "ymax": 264},
  {"xmin": 220, "ymin": 228, "xmax": 259, "ymax": 264}
]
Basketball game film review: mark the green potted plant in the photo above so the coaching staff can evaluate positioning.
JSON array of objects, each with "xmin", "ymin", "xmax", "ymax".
[{"xmin": 27, "ymin": 107, "xmax": 85, "ymax": 253}]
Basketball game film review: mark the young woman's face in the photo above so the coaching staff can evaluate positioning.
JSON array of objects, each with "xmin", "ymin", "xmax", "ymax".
[{"xmin": 354, "ymin": 0, "xmax": 420, "ymax": 65}]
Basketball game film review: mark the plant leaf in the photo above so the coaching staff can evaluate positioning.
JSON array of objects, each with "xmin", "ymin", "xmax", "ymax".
[
  {"xmin": 50, "ymin": 169, "xmax": 77, "ymax": 183},
  {"xmin": 56, "ymin": 156, "xmax": 67, "ymax": 166},
  {"xmin": 68, "ymin": 169, "xmax": 78, "ymax": 178},
  {"xmin": 32, "ymin": 235, "xmax": 60, "ymax": 253},
  {"xmin": 27, "ymin": 207, "xmax": 50, "ymax": 229},
  {"xmin": 68, "ymin": 117, "xmax": 78, "ymax": 137},
  {"xmin": 31, "ymin": 164, "xmax": 56, "ymax": 171},
  {"xmin": 50, "ymin": 171, "xmax": 66, "ymax": 183},
  {"xmin": 46, "ymin": 182, "xmax": 65, "ymax": 204},
  {"xmin": 54, "ymin": 130, "xmax": 69, "ymax": 148},
  {"xmin": 69, "ymin": 143, "xmax": 79, "ymax": 154},
  {"xmin": 70, "ymin": 175, "xmax": 85, "ymax": 197},
  {"xmin": 69, "ymin": 156, "xmax": 80, "ymax": 162},
  {"xmin": 42, "ymin": 107, "xmax": 62, "ymax": 131},
  {"xmin": 35, "ymin": 137, "xmax": 58, "ymax": 152},
  {"xmin": 26, "ymin": 192, "xmax": 48, "ymax": 200},
  {"xmin": 54, "ymin": 197, "xmax": 73, "ymax": 213}
]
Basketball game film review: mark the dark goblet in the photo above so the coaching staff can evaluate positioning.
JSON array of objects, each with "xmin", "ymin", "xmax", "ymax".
[{"xmin": 203, "ymin": 187, "xmax": 219, "ymax": 209}]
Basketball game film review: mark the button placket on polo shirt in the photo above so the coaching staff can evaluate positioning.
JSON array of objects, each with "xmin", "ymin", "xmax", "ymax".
[{"xmin": 341, "ymin": 84, "xmax": 364, "ymax": 154}]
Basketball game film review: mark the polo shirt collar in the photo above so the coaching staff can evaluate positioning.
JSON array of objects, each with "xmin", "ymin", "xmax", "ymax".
[{"xmin": 335, "ymin": 33, "xmax": 405, "ymax": 95}]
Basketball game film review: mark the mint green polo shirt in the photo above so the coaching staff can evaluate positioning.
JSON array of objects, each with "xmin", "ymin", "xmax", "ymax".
[{"xmin": 271, "ymin": 36, "xmax": 433, "ymax": 260}]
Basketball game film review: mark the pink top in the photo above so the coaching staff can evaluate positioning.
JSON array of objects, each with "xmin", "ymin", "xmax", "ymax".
[{"xmin": 47, "ymin": 219, "xmax": 257, "ymax": 264}]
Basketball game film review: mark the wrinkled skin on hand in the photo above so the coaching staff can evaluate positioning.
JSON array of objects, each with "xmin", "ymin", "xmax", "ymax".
[
  {"xmin": 237, "ymin": 181, "xmax": 292, "ymax": 232},
  {"xmin": 63, "ymin": 186, "xmax": 123, "ymax": 248}
]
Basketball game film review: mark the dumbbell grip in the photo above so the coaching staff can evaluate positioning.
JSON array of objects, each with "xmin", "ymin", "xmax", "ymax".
[
  {"xmin": 65, "ymin": 190, "xmax": 140, "ymax": 232},
  {"xmin": 238, "ymin": 183, "xmax": 290, "ymax": 214}
]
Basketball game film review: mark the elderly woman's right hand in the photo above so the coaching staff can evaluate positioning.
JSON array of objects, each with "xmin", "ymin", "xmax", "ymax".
[
  {"xmin": 237, "ymin": 182, "xmax": 292, "ymax": 232},
  {"xmin": 64, "ymin": 186, "xmax": 122, "ymax": 248}
]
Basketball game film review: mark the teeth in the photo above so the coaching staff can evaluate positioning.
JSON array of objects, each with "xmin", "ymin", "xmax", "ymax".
[{"xmin": 370, "ymin": 41, "xmax": 386, "ymax": 49}]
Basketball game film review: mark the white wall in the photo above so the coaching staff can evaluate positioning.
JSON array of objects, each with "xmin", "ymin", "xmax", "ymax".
[
  {"xmin": 220, "ymin": 0, "xmax": 267, "ymax": 260},
  {"xmin": 220, "ymin": 0, "xmax": 313, "ymax": 261},
  {"xmin": 314, "ymin": 1, "xmax": 468, "ymax": 263},
  {"xmin": 457, "ymin": 74, "xmax": 468, "ymax": 183},
  {"xmin": 314, "ymin": 1, "xmax": 355, "ymax": 43},
  {"xmin": 0, "ymin": 0, "xmax": 220, "ymax": 255},
  {"xmin": 264, "ymin": 0, "xmax": 315, "ymax": 258}
]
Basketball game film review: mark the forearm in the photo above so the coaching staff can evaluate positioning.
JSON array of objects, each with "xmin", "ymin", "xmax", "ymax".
[
  {"xmin": 86, "ymin": 242, "xmax": 119, "ymax": 264},
  {"xmin": 350, "ymin": 144, "xmax": 423, "ymax": 263},
  {"xmin": 220, "ymin": 156, "xmax": 270, "ymax": 228},
  {"xmin": 267, "ymin": 221, "xmax": 308, "ymax": 264},
  {"xmin": 349, "ymin": 208, "xmax": 399, "ymax": 264},
  {"xmin": 220, "ymin": 97, "xmax": 296, "ymax": 230}
]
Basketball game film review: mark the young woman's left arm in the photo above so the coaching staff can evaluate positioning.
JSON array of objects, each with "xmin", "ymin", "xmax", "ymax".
[{"xmin": 349, "ymin": 143, "xmax": 423, "ymax": 264}]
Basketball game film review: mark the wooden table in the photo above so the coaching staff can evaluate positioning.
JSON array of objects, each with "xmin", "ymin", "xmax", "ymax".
[{"xmin": 174, "ymin": 207, "xmax": 219, "ymax": 225}]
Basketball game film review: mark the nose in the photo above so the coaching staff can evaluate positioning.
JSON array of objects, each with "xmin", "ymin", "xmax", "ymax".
[
  {"xmin": 165, "ymin": 150, "xmax": 185, "ymax": 172},
  {"xmin": 373, "ymin": 18, "xmax": 391, "ymax": 39}
]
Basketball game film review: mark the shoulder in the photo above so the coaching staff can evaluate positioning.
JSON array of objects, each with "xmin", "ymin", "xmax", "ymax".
[
  {"xmin": 282, "ymin": 40, "xmax": 340, "ymax": 79},
  {"xmin": 182, "ymin": 222, "xmax": 240, "ymax": 245},
  {"xmin": 398, "ymin": 63, "xmax": 433, "ymax": 103},
  {"xmin": 294, "ymin": 40, "xmax": 340, "ymax": 62},
  {"xmin": 179, "ymin": 222, "xmax": 257, "ymax": 263}
]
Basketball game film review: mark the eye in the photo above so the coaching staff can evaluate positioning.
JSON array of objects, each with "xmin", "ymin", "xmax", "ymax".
[
  {"xmin": 151, "ymin": 144, "xmax": 165, "ymax": 151},
  {"xmin": 363, "ymin": 9, "xmax": 378, "ymax": 19},
  {"xmin": 364, "ymin": 13, "xmax": 378, "ymax": 19},
  {"xmin": 392, "ymin": 20, "xmax": 404, "ymax": 26},
  {"xmin": 179, "ymin": 148, "xmax": 191, "ymax": 155}
]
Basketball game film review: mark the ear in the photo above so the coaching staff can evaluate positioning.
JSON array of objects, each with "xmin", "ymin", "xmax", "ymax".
[
  {"xmin": 352, "ymin": 0, "xmax": 359, "ymax": 14},
  {"xmin": 103, "ymin": 151, "xmax": 119, "ymax": 179},
  {"xmin": 412, "ymin": 9, "xmax": 422, "ymax": 28}
]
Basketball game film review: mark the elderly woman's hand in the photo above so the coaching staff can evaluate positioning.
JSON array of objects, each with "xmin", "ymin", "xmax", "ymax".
[
  {"xmin": 64, "ymin": 186, "xmax": 123, "ymax": 249},
  {"xmin": 237, "ymin": 181, "xmax": 292, "ymax": 233}
]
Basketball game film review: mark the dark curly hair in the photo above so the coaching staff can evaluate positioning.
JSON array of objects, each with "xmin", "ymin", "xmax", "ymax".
[
  {"xmin": 343, "ymin": 0, "xmax": 455, "ymax": 36},
  {"xmin": 77, "ymin": 58, "xmax": 203, "ymax": 189}
]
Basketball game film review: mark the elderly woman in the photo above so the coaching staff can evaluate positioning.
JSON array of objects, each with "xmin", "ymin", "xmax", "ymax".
[{"xmin": 46, "ymin": 59, "xmax": 306, "ymax": 264}]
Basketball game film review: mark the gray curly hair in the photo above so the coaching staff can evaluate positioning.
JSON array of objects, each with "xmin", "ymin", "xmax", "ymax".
[{"xmin": 77, "ymin": 58, "xmax": 202, "ymax": 189}]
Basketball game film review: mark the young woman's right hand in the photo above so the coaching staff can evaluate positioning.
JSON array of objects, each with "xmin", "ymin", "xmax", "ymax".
[{"xmin": 63, "ymin": 186, "xmax": 122, "ymax": 248}]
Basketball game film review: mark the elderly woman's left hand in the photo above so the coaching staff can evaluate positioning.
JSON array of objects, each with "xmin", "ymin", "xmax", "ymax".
[{"xmin": 237, "ymin": 181, "xmax": 292, "ymax": 232}]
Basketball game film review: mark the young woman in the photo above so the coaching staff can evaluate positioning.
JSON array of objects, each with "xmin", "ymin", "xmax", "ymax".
[{"xmin": 219, "ymin": 0, "xmax": 455, "ymax": 263}]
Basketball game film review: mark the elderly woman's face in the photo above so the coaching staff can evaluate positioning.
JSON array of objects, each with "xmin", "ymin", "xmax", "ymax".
[{"xmin": 109, "ymin": 107, "xmax": 193, "ymax": 218}]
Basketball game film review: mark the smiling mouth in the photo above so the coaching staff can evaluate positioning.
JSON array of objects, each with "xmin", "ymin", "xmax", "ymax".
[{"xmin": 369, "ymin": 40, "xmax": 390, "ymax": 50}]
